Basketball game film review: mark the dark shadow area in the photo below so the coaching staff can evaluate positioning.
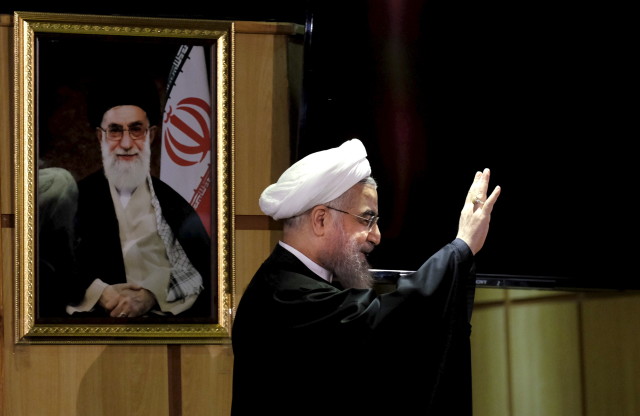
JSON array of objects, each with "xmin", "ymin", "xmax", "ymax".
[{"xmin": 298, "ymin": 0, "xmax": 637, "ymax": 290}]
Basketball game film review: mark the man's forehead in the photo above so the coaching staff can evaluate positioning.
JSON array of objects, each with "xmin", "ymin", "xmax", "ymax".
[
  {"xmin": 102, "ymin": 105, "xmax": 148, "ymax": 121},
  {"xmin": 351, "ymin": 184, "xmax": 378, "ymax": 206}
]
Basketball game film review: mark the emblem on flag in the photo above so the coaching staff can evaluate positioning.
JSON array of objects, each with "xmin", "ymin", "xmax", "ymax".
[{"xmin": 160, "ymin": 45, "xmax": 213, "ymax": 235}]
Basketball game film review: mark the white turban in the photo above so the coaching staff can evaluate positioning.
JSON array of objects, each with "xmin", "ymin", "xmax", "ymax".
[
  {"xmin": 259, "ymin": 138, "xmax": 371, "ymax": 220},
  {"xmin": 38, "ymin": 167, "xmax": 78, "ymax": 231}
]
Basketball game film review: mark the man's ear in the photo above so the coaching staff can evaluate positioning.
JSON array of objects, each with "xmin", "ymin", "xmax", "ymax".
[
  {"xmin": 310, "ymin": 205, "xmax": 328, "ymax": 236},
  {"xmin": 148, "ymin": 125, "xmax": 158, "ymax": 144},
  {"xmin": 95, "ymin": 127, "xmax": 103, "ymax": 144}
]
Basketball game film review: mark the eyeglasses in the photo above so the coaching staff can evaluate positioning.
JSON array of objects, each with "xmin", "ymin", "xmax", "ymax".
[
  {"xmin": 326, "ymin": 206, "xmax": 379, "ymax": 232},
  {"xmin": 98, "ymin": 125, "xmax": 147, "ymax": 141}
]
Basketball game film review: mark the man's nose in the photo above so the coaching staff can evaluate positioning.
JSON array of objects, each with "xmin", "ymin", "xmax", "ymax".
[
  {"xmin": 118, "ymin": 131, "xmax": 134, "ymax": 147},
  {"xmin": 368, "ymin": 223, "xmax": 381, "ymax": 246}
]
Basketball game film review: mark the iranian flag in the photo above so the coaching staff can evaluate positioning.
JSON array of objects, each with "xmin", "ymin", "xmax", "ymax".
[{"xmin": 160, "ymin": 45, "xmax": 212, "ymax": 236}]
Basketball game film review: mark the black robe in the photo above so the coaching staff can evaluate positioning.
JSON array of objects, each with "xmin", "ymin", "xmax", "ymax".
[
  {"xmin": 231, "ymin": 239, "xmax": 476, "ymax": 416},
  {"xmin": 67, "ymin": 169, "xmax": 213, "ymax": 320}
]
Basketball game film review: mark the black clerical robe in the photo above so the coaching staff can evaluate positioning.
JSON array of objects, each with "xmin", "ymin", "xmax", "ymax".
[
  {"xmin": 69, "ymin": 170, "xmax": 213, "ymax": 318},
  {"xmin": 231, "ymin": 239, "xmax": 476, "ymax": 416}
]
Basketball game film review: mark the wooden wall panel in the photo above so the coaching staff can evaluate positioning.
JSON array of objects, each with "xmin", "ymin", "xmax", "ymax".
[
  {"xmin": 180, "ymin": 345, "xmax": 234, "ymax": 416},
  {"xmin": 472, "ymin": 290, "xmax": 640, "ymax": 416},
  {"xmin": 233, "ymin": 26, "xmax": 293, "ymax": 300},
  {"xmin": 582, "ymin": 295, "xmax": 640, "ymax": 416},
  {"xmin": 508, "ymin": 288, "xmax": 576, "ymax": 301},
  {"xmin": 1, "ymin": 14, "xmax": 13, "ymax": 414},
  {"xmin": 235, "ymin": 230, "xmax": 281, "ymax": 299},
  {"xmin": 509, "ymin": 301, "xmax": 583, "ymax": 416},
  {"xmin": 471, "ymin": 304, "xmax": 510, "ymax": 416},
  {"xmin": 74, "ymin": 346, "xmax": 169, "ymax": 415},
  {"xmin": 475, "ymin": 287, "xmax": 506, "ymax": 303},
  {"xmin": 234, "ymin": 31, "xmax": 293, "ymax": 215},
  {"xmin": 5, "ymin": 344, "xmax": 169, "ymax": 415}
]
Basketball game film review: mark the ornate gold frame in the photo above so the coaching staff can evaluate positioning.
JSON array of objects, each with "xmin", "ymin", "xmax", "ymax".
[{"xmin": 13, "ymin": 11, "xmax": 235, "ymax": 344}]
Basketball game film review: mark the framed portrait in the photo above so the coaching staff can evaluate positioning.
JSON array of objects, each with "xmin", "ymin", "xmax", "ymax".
[{"xmin": 13, "ymin": 11, "xmax": 234, "ymax": 344}]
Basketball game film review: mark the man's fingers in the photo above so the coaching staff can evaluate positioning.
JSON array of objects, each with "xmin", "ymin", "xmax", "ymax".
[
  {"xmin": 481, "ymin": 185, "xmax": 502, "ymax": 213},
  {"xmin": 466, "ymin": 168, "xmax": 492, "ymax": 207}
]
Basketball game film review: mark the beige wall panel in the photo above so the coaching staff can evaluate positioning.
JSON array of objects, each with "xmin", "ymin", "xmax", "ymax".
[
  {"xmin": 1, "ymin": 24, "xmax": 10, "ymax": 414},
  {"xmin": 235, "ymin": 230, "xmax": 282, "ymax": 299},
  {"xmin": 181, "ymin": 344, "xmax": 233, "ymax": 416},
  {"xmin": 4, "ymin": 345, "xmax": 168, "ymax": 416},
  {"xmin": 234, "ymin": 33, "xmax": 291, "ymax": 215},
  {"xmin": 0, "ymin": 15, "xmax": 9, "ymax": 212},
  {"xmin": 471, "ymin": 305, "xmax": 510, "ymax": 416},
  {"xmin": 475, "ymin": 287, "xmax": 506, "ymax": 303},
  {"xmin": 581, "ymin": 295, "xmax": 640, "ymax": 416},
  {"xmin": 508, "ymin": 289, "xmax": 576, "ymax": 301},
  {"xmin": 509, "ymin": 302, "xmax": 583, "ymax": 416}
]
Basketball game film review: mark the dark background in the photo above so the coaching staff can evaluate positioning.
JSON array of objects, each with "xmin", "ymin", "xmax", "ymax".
[{"xmin": 4, "ymin": 1, "xmax": 636, "ymax": 289}]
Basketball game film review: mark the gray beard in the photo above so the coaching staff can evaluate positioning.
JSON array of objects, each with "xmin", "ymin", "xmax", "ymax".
[
  {"xmin": 328, "ymin": 231, "xmax": 374, "ymax": 290},
  {"xmin": 101, "ymin": 135, "xmax": 151, "ymax": 192}
]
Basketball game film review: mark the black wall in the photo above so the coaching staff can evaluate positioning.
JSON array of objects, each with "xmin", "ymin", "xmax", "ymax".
[
  {"xmin": 299, "ymin": 1, "xmax": 635, "ymax": 289},
  {"xmin": 4, "ymin": 1, "xmax": 637, "ymax": 289}
]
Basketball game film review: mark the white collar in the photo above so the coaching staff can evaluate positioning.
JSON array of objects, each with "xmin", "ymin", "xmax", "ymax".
[
  {"xmin": 116, "ymin": 187, "xmax": 134, "ymax": 208},
  {"xmin": 279, "ymin": 241, "xmax": 333, "ymax": 283}
]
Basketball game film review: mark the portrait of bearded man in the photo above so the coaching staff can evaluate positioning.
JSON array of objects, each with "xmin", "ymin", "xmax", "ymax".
[{"xmin": 65, "ymin": 72, "xmax": 213, "ymax": 320}]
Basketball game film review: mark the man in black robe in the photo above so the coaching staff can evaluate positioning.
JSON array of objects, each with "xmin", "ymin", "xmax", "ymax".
[
  {"xmin": 65, "ymin": 74, "xmax": 212, "ymax": 319},
  {"xmin": 231, "ymin": 139, "xmax": 500, "ymax": 415}
]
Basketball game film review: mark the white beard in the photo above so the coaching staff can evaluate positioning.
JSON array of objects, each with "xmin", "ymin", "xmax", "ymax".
[
  {"xmin": 326, "ymin": 227, "xmax": 374, "ymax": 290},
  {"xmin": 101, "ymin": 134, "xmax": 151, "ymax": 192}
]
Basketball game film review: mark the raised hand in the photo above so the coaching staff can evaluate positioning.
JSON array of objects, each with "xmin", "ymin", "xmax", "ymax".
[{"xmin": 455, "ymin": 168, "xmax": 501, "ymax": 255}]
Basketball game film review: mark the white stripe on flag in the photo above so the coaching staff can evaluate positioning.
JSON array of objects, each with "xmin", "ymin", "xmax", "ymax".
[{"xmin": 160, "ymin": 45, "xmax": 212, "ymax": 235}]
